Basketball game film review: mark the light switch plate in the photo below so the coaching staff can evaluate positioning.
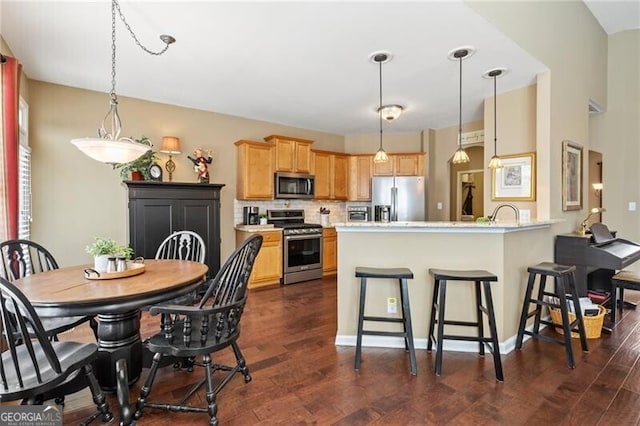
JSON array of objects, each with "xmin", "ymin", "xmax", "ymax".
[
  {"xmin": 630, "ymin": 202, "xmax": 636, "ymax": 212},
  {"xmin": 437, "ymin": 202, "xmax": 443, "ymax": 210}
]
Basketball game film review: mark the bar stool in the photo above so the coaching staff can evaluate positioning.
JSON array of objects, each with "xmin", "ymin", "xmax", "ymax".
[
  {"xmin": 515, "ymin": 262, "xmax": 588, "ymax": 368},
  {"xmin": 610, "ymin": 270, "xmax": 640, "ymax": 326},
  {"xmin": 354, "ymin": 267, "xmax": 417, "ymax": 375},
  {"xmin": 426, "ymin": 269, "xmax": 503, "ymax": 382}
]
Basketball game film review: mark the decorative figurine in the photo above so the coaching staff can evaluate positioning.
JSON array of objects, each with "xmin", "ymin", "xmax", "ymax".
[{"xmin": 187, "ymin": 148, "xmax": 213, "ymax": 183}]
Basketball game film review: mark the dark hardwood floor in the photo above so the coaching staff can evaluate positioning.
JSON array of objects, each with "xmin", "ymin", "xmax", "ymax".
[{"xmin": 53, "ymin": 276, "xmax": 640, "ymax": 425}]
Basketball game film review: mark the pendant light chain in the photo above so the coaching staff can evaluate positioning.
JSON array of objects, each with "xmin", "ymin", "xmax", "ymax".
[
  {"xmin": 110, "ymin": 1, "xmax": 118, "ymax": 101},
  {"xmin": 113, "ymin": 0, "xmax": 173, "ymax": 57}
]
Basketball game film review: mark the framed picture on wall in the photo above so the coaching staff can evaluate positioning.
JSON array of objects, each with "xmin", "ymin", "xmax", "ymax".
[
  {"xmin": 562, "ymin": 140, "xmax": 583, "ymax": 211},
  {"xmin": 491, "ymin": 152, "xmax": 536, "ymax": 201}
]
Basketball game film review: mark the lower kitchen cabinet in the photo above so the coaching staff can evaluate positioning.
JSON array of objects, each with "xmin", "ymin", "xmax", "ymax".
[
  {"xmin": 322, "ymin": 227, "xmax": 337, "ymax": 276},
  {"xmin": 126, "ymin": 181, "xmax": 224, "ymax": 278},
  {"xmin": 236, "ymin": 230, "xmax": 282, "ymax": 289}
]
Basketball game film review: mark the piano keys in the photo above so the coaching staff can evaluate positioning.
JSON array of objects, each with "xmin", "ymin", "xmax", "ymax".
[{"xmin": 554, "ymin": 224, "xmax": 640, "ymax": 297}]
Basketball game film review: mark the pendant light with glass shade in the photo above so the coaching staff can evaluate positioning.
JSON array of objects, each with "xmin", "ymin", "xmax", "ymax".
[
  {"xmin": 371, "ymin": 52, "xmax": 392, "ymax": 164},
  {"xmin": 449, "ymin": 47, "xmax": 474, "ymax": 164},
  {"xmin": 484, "ymin": 67, "xmax": 508, "ymax": 169},
  {"xmin": 70, "ymin": 0, "xmax": 176, "ymax": 165}
]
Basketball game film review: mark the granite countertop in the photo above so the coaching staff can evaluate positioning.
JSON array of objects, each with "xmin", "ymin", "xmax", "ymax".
[
  {"xmin": 334, "ymin": 220, "xmax": 561, "ymax": 233},
  {"xmin": 234, "ymin": 224, "xmax": 281, "ymax": 232}
]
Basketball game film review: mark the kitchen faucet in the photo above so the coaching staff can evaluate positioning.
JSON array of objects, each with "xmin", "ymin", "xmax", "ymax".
[{"xmin": 488, "ymin": 203, "xmax": 520, "ymax": 223}]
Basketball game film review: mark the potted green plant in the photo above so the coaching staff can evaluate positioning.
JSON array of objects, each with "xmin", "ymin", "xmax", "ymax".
[
  {"xmin": 259, "ymin": 213, "xmax": 268, "ymax": 225},
  {"xmin": 114, "ymin": 136, "xmax": 158, "ymax": 181},
  {"xmin": 86, "ymin": 237, "xmax": 134, "ymax": 272}
]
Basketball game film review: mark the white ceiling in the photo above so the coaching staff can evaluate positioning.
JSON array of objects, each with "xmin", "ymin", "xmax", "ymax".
[
  {"xmin": 584, "ymin": 0, "xmax": 640, "ymax": 35},
  {"xmin": 1, "ymin": 1, "xmax": 635, "ymax": 136}
]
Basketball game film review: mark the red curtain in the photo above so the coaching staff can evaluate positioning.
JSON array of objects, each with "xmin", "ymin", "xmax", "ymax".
[{"xmin": 1, "ymin": 56, "xmax": 22, "ymax": 240}]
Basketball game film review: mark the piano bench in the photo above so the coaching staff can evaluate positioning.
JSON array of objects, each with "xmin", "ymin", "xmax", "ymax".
[
  {"xmin": 515, "ymin": 262, "xmax": 589, "ymax": 369},
  {"xmin": 610, "ymin": 271, "xmax": 640, "ymax": 325}
]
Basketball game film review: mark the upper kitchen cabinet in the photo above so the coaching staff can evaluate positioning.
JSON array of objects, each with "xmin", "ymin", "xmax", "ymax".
[
  {"xmin": 265, "ymin": 135, "xmax": 313, "ymax": 173},
  {"xmin": 372, "ymin": 153, "xmax": 425, "ymax": 176},
  {"xmin": 349, "ymin": 155, "xmax": 373, "ymax": 201},
  {"xmin": 312, "ymin": 150, "xmax": 349, "ymax": 200},
  {"xmin": 235, "ymin": 139, "xmax": 274, "ymax": 200}
]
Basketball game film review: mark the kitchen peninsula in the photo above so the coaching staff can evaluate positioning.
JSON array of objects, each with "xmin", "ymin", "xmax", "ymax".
[{"xmin": 334, "ymin": 220, "xmax": 559, "ymax": 354}]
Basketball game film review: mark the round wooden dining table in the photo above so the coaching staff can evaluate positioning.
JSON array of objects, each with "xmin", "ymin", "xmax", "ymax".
[{"xmin": 12, "ymin": 259, "xmax": 208, "ymax": 425}]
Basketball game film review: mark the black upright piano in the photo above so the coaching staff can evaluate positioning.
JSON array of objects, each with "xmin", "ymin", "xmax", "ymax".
[{"xmin": 554, "ymin": 223, "xmax": 640, "ymax": 297}]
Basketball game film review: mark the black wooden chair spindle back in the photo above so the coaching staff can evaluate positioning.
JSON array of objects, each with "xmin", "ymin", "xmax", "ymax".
[
  {"xmin": 0, "ymin": 278, "xmax": 112, "ymax": 423},
  {"xmin": 0, "ymin": 239, "xmax": 58, "ymax": 281},
  {"xmin": 135, "ymin": 234, "xmax": 263, "ymax": 426},
  {"xmin": 0, "ymin": 239, "xmax": 96, "ymax": 343}
]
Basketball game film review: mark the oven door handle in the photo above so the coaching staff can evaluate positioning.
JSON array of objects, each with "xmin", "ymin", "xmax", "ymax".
[{"xmin": 285, "ymin": 233, "xmax": 322, "ymax": 241}]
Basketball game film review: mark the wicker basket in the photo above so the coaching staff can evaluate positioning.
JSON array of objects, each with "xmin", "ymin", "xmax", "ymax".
[{"xmin": 549, "ymin": 305, "xmax": 605, "ymax": 339}]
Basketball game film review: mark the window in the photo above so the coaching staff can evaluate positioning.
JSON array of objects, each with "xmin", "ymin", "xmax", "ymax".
[{"xmin": 18, "ymin": 97, "xmax": 31, "ymax": 240}]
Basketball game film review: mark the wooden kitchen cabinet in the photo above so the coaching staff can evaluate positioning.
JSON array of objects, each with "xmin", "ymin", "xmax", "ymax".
[
  {"xmin": 322, "ymin": 227, "xmax": 337, "ymax": 276},
  {"xmin": 126, "ymin": 181, "xmax": 223, "ymax": 278},
  {"xmin": 236, "ymin": 230, "xmax": 282, "ymax": 289},
  {"xmin": 349, "ymin": 155, "xmax": 373, "ymax": 201},
  {"xmin": 265, "ymin": 134, "xmax": 313, "ymax": 174},
  {"xmin": 312, "ymin": 150, "xmax": 349, "ymax": 200},
  {"xmin": 394, "ymin": 153, "xmax": 425, "ymax": 176},
  {"xmin": 235, "ymin": 139, "xmax": 274, "ymax": 200},
  {"xmin": 372, "ymin": 153, "xmax": 425, "ymax": 176}
]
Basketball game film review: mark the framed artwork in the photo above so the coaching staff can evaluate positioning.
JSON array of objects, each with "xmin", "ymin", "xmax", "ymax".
[
  {"xmin": 562, "ymin": 140, "xmax": 583, "ymax": 211},
  {"xmin": 491, "ymin": 152, "xmax": 536, "ymax": 201}
]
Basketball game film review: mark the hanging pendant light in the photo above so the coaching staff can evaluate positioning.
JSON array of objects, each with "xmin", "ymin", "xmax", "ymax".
[
  {"xmin": 371, "ymin": 52, "xmax": 391, "ymax": 164},
  {"xmin": 485, "ymin": 68, "xmax": 508, "ymax": 169},
  {"xmin": 450, "ymin": 48, "xmax": 473, "ymax": 164},
  {"xmin": 71, "ymin": 0, "xmax": 175, "ymax": 165}
]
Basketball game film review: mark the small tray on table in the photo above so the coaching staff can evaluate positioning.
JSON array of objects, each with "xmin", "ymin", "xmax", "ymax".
[{"xmin": 84, "ymin": 262, "xmax": 145, "ymax": 280}]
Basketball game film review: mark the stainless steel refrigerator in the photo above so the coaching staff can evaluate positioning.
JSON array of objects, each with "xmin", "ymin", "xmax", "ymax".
[{"xmin": 372, "ymin": 176, "xmax": 426, "ymax": 221}]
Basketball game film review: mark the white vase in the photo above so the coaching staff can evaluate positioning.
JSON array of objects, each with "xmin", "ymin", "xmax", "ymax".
[
  {"xmin": 94, "ymin": 255, "xmax": 110, "ymax": 273},
  {"xmin": 259, "ymin": 217, "xmax": 268, "ymax": 225}
]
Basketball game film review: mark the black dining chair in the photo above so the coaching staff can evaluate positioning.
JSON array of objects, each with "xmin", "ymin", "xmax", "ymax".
[
  {"xmin": 0, "ymin": 277, "xmax": 113, "ymax": 424},
  {"xmin": 135, "ymin": 234, "xmax": 263, "ymax": 426},
  {"xmin": 0, "ymin": 239, "xmax": 97, "ymax": 342}
]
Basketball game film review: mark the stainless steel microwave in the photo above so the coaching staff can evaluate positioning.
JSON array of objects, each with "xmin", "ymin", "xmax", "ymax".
[{"xmin": 274, "ymin": 173, "xmax": 315, "ymax": 199}]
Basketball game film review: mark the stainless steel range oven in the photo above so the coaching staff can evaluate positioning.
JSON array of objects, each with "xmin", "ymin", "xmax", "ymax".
[{"xmin": 268, "ymin": 209, "xmax": 323, "ymax": 285}]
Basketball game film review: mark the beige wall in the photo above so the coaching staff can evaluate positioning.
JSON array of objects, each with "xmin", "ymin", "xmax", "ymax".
[
  {"xmin": 590, "ymin": 30, "xmax": 640, "ymax": 249},
  {"xmin": 484, "ymin": 84, "xmax": 538, "ymax": 219},
  {"xmin": 27, "ymin": 81, "xmax": 343, "ymax": 267},
  {"xmin": 344, "ymin": 132, "xmax": 422, "ymax": 154},
  {"xmin": 469, "ymin": 1, "xmax": 608, "ymax": 236},
  {"xmin": 428, "ymin": 119, "xmax": 483, "ymax": 221}
]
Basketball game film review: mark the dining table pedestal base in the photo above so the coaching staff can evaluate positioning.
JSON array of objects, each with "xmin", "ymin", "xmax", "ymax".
[{"xmin": 95, "ymin": 309, "xmax": 143, "ymax": 392}]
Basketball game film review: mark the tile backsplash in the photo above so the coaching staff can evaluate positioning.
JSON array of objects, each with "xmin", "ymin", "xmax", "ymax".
[{"xmin": 234, "ymin": 199, "xmax": 369, "ymax": 225}]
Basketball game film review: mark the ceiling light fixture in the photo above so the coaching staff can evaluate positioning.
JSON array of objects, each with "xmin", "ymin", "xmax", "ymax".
[
  {"xmin": 70, "ymin": 0, "xmax": 175, "ymax": 165},
  {"xmin": 484, "ymin": 67, "xmax": 508, "ymax": 169},
  {"xmin": 371, "ymin": 52, "xmax": 392, "ymax": 164},
  {"xmin": 377, "ymin": 104, "xmax": 404, "ymax": 121},
  {"xmin": 449, "ymin": 47, "xmax": 474, "ymax": 164}
]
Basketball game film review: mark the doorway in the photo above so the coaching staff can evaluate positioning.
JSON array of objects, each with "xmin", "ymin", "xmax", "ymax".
[{"xmin": 456, "ymin": 169, "xmax": 484, "ymax": 221}]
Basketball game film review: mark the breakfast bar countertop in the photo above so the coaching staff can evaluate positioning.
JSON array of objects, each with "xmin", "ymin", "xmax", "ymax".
[{"xmin": 334, "ymin": 219, "xmax": 560, "ymax": 233}]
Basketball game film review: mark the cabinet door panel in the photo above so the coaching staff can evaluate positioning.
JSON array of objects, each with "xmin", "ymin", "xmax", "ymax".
[
  {"xmin": 181, "ymin": 201, "xmax": 220, "ymax": 274},
  {"xmin": 314, "ymin": 153, "xmax": 331, "ymax": 199},
  {"xmin": 130, "ymin": 200, "xmax": 175, "ymax": 260},
  {"xmin": 275, "ymin": 140, "xmax": 295, "ymax": 172},
  {"xmin": 295, "ymin": 142, "xmax": 312, "ymax": 173},
  {"xmin": 372, "ymin": 158, "xmax": 394, "ymax": 176},
  {"xmin": 333, "ymin": 155, "xmax": 349, "ymax": 200}
]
